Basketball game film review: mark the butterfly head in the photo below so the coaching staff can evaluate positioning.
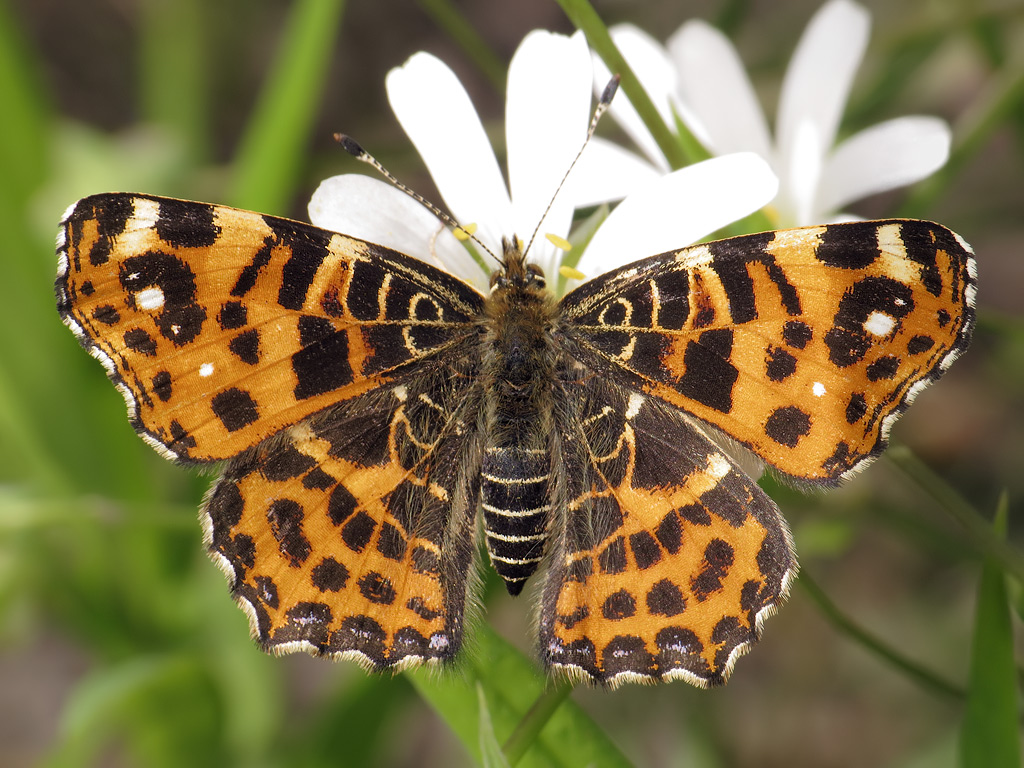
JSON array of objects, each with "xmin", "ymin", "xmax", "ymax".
[{"xmin": 489, "ymin": 237, "xmax": 547, "ymax": 294}]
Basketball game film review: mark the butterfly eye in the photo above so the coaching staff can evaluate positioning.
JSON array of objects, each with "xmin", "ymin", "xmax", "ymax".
[{"xmin": 526, "ymin": 264, "xmax": 546, "ymax": 289}]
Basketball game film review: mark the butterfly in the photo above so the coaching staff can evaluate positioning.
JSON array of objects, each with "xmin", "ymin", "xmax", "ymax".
[{"xmin": 56, "ymin": 192, "xmax": 975, "ymax": 687}]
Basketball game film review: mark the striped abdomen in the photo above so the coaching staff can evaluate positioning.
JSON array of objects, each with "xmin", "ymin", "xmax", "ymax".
[{"xmin": 481, "ymin": 446, "xmax": 551, "ymax": 595}]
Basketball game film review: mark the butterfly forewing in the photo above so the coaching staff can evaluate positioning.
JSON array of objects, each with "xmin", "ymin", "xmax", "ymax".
[
  {"xmin": 57, "ymin": 194, "xmax": 484, "ymax": 463},
  {"xmin": 560, "ymin": 220, "xmax": 976, "ymax": 484}
]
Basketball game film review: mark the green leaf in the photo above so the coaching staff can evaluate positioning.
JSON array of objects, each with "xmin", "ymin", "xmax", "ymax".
[
  {"xmin": 959, "ymin": 493, "xmax": 1021, "ymax": 768},
  {"xmin": 408, "ymin": 624, "xmax": 633, "ymax": 767},
  {"xmin": 479, "ymin": 683, "xmax": 512, "ymax": 768}
]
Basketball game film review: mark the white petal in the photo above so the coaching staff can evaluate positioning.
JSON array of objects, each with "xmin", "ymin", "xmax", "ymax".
[
  {"xmin": 577, "ymin": 152, "xmax": 778, "ymax": 277},
  {"xmin": 818, "ymin": 116, "xmax": 951, "ymax": 216},
  {"xmin": 507, "ymin": 30, "xmax": 593, "ymax": 268},
  {"xmin": 563, "ymin": 136, "xmax": 662, "ymax": 207},
  {"xmin": 308, "ymin": 174, "xmax": 489, "ymax": 289},
  {"xmin": 386, "ymin": 52, "xmax": 511, "ymax": 256},
  {"xmin": 593, "ymin": 25, "xmax": 676, "ymax": 171},
  {"xmin": 668, "ymin": 20, "xmax": 772, "ymax": 159},
  {"xmin": 776, "ymin": 0, "xmax": 869, "ymax": 170}
]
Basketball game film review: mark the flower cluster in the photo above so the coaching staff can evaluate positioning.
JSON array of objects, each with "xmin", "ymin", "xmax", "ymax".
[{"xmin": 311, "ymin": 1, "xmax": 949, "ymax": 288}]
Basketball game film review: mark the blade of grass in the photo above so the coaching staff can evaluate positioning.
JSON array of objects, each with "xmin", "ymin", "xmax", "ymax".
[
  {"xmin": 139, "ymin": 0, "xmax": 210, "ymax": 163},
  {"xmin": 227, "ymin": 0, "xmax": 347, "ymax": 213},
  {"xmin": 959, "ymin": 492, "xmax": 1020, "ymax": 768},
  {"xmin": 555, "ymin": 0, "xmax": 689, "ymax": 170},
  {"xmin": 501, "ymin": 681, "xmax": 573, "ymax": 767},
  {"xmin": 417, "ymin": 0, "xmax": 505, "ymax": 92}
]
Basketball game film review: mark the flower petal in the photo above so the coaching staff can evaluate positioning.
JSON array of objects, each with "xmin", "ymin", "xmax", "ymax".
[
  {"xmin": 668, "ymin": 20, "xmax": 772, "ymax": 159},
  {"xmin": 577, "ymin": 152, "xmax": 778, "ymax": 278},
  {"xmin": 506, "ymin": 30, "xmax": 594, "ymax": 273},
  {"xmin": 386, "ymin": 51, "xmax": 512, "ymax": 256},
  {"xmin": 593, "ymin": 25, "xmax": 678, "ymax": 171},
  {"xmin": 775, "ymin": 0, "xmax": 869, "ymax": 179},
  {"xmin": 308, "ymin": 174, "xmax": 489, "ymax": 289},
  {"xmin": 818, "ymin": 116, "xmax": 951, "ymax": 216}
]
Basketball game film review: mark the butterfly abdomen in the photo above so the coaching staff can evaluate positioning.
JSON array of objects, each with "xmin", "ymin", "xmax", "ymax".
[
  {"xmin": 481, "ymin": 447, "xmax": 551, "ymax": 595},
  {"xmin": 479, "ymin": 252, "xmax": 559, "ymax": 595}
]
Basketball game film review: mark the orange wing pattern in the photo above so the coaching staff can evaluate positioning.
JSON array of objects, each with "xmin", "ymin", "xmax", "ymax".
[
  {"xmin": 541, "ymin": 378, "xmax": 795, "ymax": 686},
  {"xmin": 57, "ymin": 194, "xmax": 483, "ymax": 463},
  {"xmin": 204, "ymin": 363, "xmax": 482, "ymax": 668},
  {"xmin": 562, "ymin": 221, "xmax": 976, "ymax": 484},
  {"xmin": 57, "ymin": 193, "xmax": 977, "ymax": 688}
]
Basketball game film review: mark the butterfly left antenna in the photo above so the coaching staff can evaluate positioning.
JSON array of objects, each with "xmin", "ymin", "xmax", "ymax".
[
  {"xmin": 334, "ymin": 134, "xmax": 501, "ymax": 266},
  {"xmin": 521, "ymin": 74, "xmax": 620, "ymax": 260}
]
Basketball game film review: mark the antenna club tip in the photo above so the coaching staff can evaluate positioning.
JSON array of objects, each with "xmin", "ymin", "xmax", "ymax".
[
  {"xmin": 334, "ymin": 133, "xmax": 365, "ymax": 158},
  {"xmin": 600, "ymin": 74, "xmax": 621, "ymax": 105}
]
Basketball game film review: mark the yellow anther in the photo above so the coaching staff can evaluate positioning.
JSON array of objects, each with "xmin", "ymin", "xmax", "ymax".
[
  {"xmin": 545, "ymin": 233, "xmax": 573, "ymax": 252},
  {"xmin": 453, "ymin": 223, "xmax": 477, "ymax": 241},
  {"xmin": 559, "ymin": 265, "xmax": 586, "ymax": 281}
]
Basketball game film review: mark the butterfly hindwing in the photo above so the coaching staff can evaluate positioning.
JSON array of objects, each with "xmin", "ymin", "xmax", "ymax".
[
  {"xmin": 540, "ymin": 377, "xmax": 795, "ymax": 686},
  {"xmin": 57, "ymin": 193, "xmax": 484, "ymax": 463},
  {"xmin": 561, "ymin": 220, "xmax": 976, "ymax": 484},
  {"xmin": 204, "ymin": 352, "xmax": 484, "ymax": 668}
]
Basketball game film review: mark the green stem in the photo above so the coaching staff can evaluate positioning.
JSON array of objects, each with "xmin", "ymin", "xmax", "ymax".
[
  {"xmin": 886, "ymin": 444, "xmax": 1024, "ymax": 583},
  {"xmin": 798, "ymin": 569, "xmax": 964, "ymax": 699},
  {"xmin": 555, "ymin": 0, "xmax": 689, "ymax": 169},
  {"xmin": 501, "ymin": 681, "xmax": 573, "ymax": 766},
  {"xmin": 417, "ymin": 0, "xmax": 505, "ymax": 92}
]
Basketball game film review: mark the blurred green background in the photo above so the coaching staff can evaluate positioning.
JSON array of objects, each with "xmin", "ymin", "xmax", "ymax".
[{"xmin": 1, "ymin": 0, "xmax": 1022, "ymax": 766}]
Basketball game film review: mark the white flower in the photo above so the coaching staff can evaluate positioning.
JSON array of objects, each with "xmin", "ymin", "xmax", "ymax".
[
  {"xmin": 310, "ymin": 30, "xmax": 777, "ymax": 292},
  {"xmin": 596, "ymin": 0, "xmax": 951, "ymax": 227}
]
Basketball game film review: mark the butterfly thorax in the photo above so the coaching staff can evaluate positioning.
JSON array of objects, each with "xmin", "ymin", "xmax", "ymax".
[{"xmin": 479, "ymin": 244, "xmax": 559, "ymax": 596}]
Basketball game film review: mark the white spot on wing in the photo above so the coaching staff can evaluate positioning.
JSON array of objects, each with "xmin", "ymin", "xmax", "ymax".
[
  {"xmin": 707, "ymin": 453, "xmax": 730, "ymax": 480},
  {"xmin": 199, "ymin": 363, "xmax": 214, "ymax": 377},
  {"xmin": 136, "ymin": 287, "xmax": 165, "ymax": 310},
  {"xmin": 863, "ymin": 311, "xmax": 895, "ymax": 337},
  {"xmin": 812, "ymin": 381, "xmax": 826, "ymax": 397},
  {"xmin": 133, "ymin": 196, "xmax": 161, "ymax": 226},
  {"xmin": 625, "ymin": 392, "xmax": 645, "ymax": 419}
]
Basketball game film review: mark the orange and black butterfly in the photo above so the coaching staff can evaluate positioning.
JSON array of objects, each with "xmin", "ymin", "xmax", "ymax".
[{"xmin": 56, "ymin": 192, "xmax": 975, "ymax": 687}]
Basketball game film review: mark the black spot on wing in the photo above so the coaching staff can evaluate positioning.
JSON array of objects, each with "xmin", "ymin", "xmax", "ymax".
[
  {"xmin": 814, "ymin": 221, "xmax": 880, "ymax": 269},
  {"xmin": 229, "ymin": 329, "xmax": 260, "ymax": 365},
  {"xmin": 270, "ymin": 217, "xmax": 332, "ymax": 311},
  {"xmin": 678, "ymin": 329, "xmax": 738, "ymax": 413},
  {"xmin": 764, "ymin": 405, "xmax": 811, "ymax": 448},
  {"xmin": 266, "ymin": 498, "xmax": 311, "ymax": 566},
  {"xmin": 647, "ymin": 579, "xmax": 686, "ymax": 617},
  {"xmin": 311, "ymin": 557, "xmax": 350, "ymax": 592},
  {"xmin": 292, "ymin": 316, "xmax": 354, "ymax": 399},
  {"xmin": 211, "ymin": 387, "xmax": 259, "ymax": 432},
  {"xmin": 155, "ymin": 199, "xmax": 221, "ymax": 248}
]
